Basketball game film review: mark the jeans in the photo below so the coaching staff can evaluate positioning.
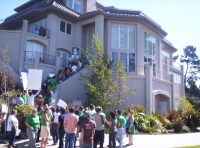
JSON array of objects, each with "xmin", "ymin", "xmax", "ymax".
[
  {"xmin": 65, "ymin": 132, "xmax": 75, "ymax": 148},
  {"xmin": 109, "ymin": 132, "xmax": 117, "ymax": 148},
  {"xmin": 26, "ymin": 128, "xmax": 38, "ymax": 148},
  {"xmin": 93, "ymin": 130, "xmax": 104, "ymax": 148},
  {"xmin": 82, "ymin": 143, "xmax": 93, "ymax": 148},
  {"xmin": 116, "ymin": 128, "xmax": 124, "ymax": 148},
  {"xmin": 58, "ymin": 129, "xmax": 65, "ymax": 148},
  {"xmin": 51, "ymin": 123, "xmax": 58, "ymax": 144},
  {"xmin": 9, "ymin": 131, "xmax": 16, "ymax": 146}
]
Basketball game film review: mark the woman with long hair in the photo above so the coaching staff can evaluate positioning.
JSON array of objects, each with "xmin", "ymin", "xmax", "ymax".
[
  {"xmin": 125, "ymin": 110, "xmax": 134, "ymax": 146},
  {"xmin": 41, "ymin": 108, "xmax": 51, "ymax": 148}
]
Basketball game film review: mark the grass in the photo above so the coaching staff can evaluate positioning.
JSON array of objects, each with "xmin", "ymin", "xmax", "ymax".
[{"xmin": 176, "ymin": 146, "xmax": 200, "ymax": 148}]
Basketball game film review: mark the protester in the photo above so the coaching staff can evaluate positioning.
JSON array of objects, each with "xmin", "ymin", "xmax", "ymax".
[
  {"xmin": 71, "ymin": 63, "xmax": 77, "ymax": 73},
  {"xmin": 89, "ymin": 104, "xmax": 96, "ymax": 116},
  {"xmin": 36, "ymin": 95, "xmax": 44, "ymax": 109},
  {"xmin": 16, "ymin": 94, "xmax": 24, "ymax": 105},
  {"xmin": 64, "ymin": 107, "xmax": 78, "ymax": 148},
  {"xmin": 123, "ymin": 112, "xmax": 129, "ymax": 137},
  {"xmin": 41, "ymin": 108, "xmax": 51, "ymax": 148},
  {"xmin": 116, "ymin": 110, "xmax": 126, "ymax": 148},
  {"xmin": 125, "ymin": 110, "xmax": 134, "ymax": 146},
  {"xmin": 80, "ymin": 111, "xmax": 96, "ymax": 148},
  {"xmin": 105, "ymin": 112, "xmax": 118, "ymax": 148},
  {"xmin": 21, "ymin": 90, "xmax": 27, "ymax": 104},
  {"xmin": 27, "ymin": 89, "xmax": 40, "ymax": 107},
  {"xmin": 7, "ymin": 110, "xmax": 18, "ymax": 148},
  {"xmin": 43, "ymin": 91, "xmax": 52, "ymax": 106},
  {"xmin": 51, "ymin": 108, "xmax": 60, "ymax": 145},
  {"xmin": 57, "ymin": 108, "xmax": 66, "ymax": 148},
  {"xmin": 11, "ymin": 94, "xmax": 17, "ymax": 105},
  {"xmin": 93, "ymin": 106, "xmax": 105, "ymax": 148},
  {"xmin": 78, "ymin": 106, "xmax": 84, "ymax": 117},
  {"xmin": 25, "ymin": 108, "xmax": 40, "ymax": 148}
]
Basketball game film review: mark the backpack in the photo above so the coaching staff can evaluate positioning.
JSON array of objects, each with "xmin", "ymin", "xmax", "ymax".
[{"xmin": 133, "ymin": 120, "xmax": 137, "ymax": 127}]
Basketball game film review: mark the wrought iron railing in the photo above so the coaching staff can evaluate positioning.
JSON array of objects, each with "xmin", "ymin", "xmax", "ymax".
[
  {"xmin": 40, "ymin": 53, "xmax": 56, "ymax": 66},
  {"xmin": 27, "ymin": 24, "xmax": 50, "ymax": 39}
]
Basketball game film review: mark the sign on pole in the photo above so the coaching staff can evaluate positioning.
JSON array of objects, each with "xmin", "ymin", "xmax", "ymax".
[{"xmin": 27, "ymin": 69, "xmax": 43, "ymax": 90}]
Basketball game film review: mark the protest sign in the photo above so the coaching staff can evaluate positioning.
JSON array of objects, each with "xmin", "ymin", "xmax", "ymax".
[
  {"xmin": 21, "ymin": 72, "xmax": 28, "ymax": 90},
  {"xmin": 1, "ymin": 104, "xmax": 8, "ymax": 113},
  {"xmin": 27, "ymin": 69, "xmax": 43, "ymax": 90},
  {"xmin": 73, "ymin": 100, "xmax": 81, "ymax": 107},
  {"xmin": 57, "ymin": 99, "xmax": 67, "ymax": 109}
]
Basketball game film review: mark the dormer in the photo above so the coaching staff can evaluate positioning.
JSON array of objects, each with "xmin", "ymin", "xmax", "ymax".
[{"xmin": 62, "ymin": 0, "xmax": 97, "ymax": 14}]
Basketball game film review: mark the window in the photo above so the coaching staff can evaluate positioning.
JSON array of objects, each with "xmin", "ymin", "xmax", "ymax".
[
  {"xmin": 112, "ymin": 26, "xmax": 135, "ymax": 49},
  {"xmin": 170, "ymin": 71, "xmax": 181, "ymax": 84},
  {"xmin": 112, "ymin": 52, "xmax": 135, "ymax": 72},
  {"xmin": 56, "ymin": 51, "xmax": 68, "ymax": 68},
  {"xmin": 68, "ymin": 0, "xmax": 82, "ymax": 13},
  {"xmin": 60, "ymin": 20, "xmax": 72, "ymax": 35},
  {"xmin": 25, "ymin": 42, "xmax": 43, "ymax": 61},
  {"xmin": 144, "ymin": 32, "xmax": 156, "ymax": 56},
  {"xmin": 87, "ymin": 29, "xmax": 94, "ymax": 49},
  {"xmin": 162, "ymin": 50, "xmax": 170, "ymax": 63}
]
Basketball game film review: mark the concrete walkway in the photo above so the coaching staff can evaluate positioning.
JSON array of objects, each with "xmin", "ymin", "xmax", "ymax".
[{"xmin": 0, "ymin": 132, "xmax": 200, "ymax": 148}]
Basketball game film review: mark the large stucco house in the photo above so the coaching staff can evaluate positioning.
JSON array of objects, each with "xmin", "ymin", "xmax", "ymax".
[{"xmin": 0, "ymin": 0, "xmax": 184, "ymax": 114}]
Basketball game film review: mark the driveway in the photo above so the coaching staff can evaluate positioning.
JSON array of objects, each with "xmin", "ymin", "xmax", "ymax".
[{"xmin": 0, "ymin": 132, "xmax": 200, "ymax": 148}]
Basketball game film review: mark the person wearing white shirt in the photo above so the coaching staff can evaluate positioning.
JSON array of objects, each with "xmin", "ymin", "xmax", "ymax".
[
  {"xmin": 7, "ymin": 110, "xmax": 18, "ymax": 148},
  {"xmin": 51, "ymin": 108, "xmax": 60, "ymax": 145},
  {"xmin": 27, "ymin": 89, "xmax": 41, "ymax": 107},
  {"xmin": 71, "ymin": 64, "xmax": 77, "ymax": 73},
  {"xmin": 11, "ymin": 95, "xmax": 17, "ymax": 105}
]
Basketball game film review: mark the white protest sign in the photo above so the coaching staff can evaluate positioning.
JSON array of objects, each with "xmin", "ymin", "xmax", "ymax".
[
  {"xmin": 1, "ymin": 104, "xmax": 8, "ymax": 113},
  {"xmin": 16, "ymin": 129, "xmax": 21, "ymax": 136},
  {"xmin": 49, "ymin": 73, "xmax": 55, "ymax": 77},
  {"xmin": 21, "ymin": 72, "xmax": 28, "ymax": 90},
  {"xmin": 73, "ymin": 100, "xmax": 81, "ymax": 107},
  {"xmin": 27, "ymin": 69, "xmax": 43, "ymax": 90},
  {"xmin": 57, "ymin": 99, "xmax": 67, "ymax": 109}
]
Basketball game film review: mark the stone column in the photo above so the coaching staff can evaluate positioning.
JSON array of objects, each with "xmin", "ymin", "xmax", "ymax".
[
  {"xmin": 145, "ymin": 65, "xmax": 153, "ymax": 114},
  {"xmin": 34, "ymin": 51, "xmax": 40, "ymax": 69},
  {"xmin": 55, "ymin": 56, "xmax": 60, "ymax": 75},
  {"xmin": 136, "ymin": 24, "xmax": 144, "ymax": 75},
  {"xmin": 181, "ymin": 65, "xmax": 185, "ymax": 96},
  {"xmin": 172, "ymin": 74, "xmax": 175, "ymax": 109},
  {"xmin": 19, "ymin": 20, "xmax": 28, "ymax": 71},
  {"xmin": 95, "ymin": 14, "xmax": 104, "ymax": 43}
]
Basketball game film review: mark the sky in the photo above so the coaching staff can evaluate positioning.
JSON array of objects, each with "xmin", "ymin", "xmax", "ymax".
[{"xmin": 0, "ymin": 0, "xmax": 200, "ymax": 82}]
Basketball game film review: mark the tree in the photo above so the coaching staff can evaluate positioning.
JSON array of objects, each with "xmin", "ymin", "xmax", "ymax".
[
  {"xmin": 180, "ymin": 46, "xmax": 200, "ymax": 85},
  {"xmin": 113, "ymin": 59, "xmax": 136, "ymax": 107},
  {"xmin": 0, "ymin": 44, "xmax": 14, "ymax": 95},
  {"xmin": 80, "ymin": 34, "xmax": 117, "ymax": 110}
]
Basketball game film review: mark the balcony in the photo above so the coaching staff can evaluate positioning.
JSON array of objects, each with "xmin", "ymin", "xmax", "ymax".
[
  {"xmin": 24, "ymin": 51, "xmax": 56, "ymax": 66},
  {"xmin": 27, "ymin": 24, "xmax": 50, "ymax": 39},
  {"xmin": 162, "ymin": 55, "xmax": 182, "ymax": 71}
]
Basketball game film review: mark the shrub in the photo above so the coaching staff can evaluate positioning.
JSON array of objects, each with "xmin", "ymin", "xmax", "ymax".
[
  {"xmin": 166, "ymin": 109, "xmax": 181, "ymax": 122},
  {"xmin": 134, "ymin": 105, "xmax": 146, "ymax": 113},
  {"xmin": 165, "ymin": 122, "xmax": 173, "ymax": 130},
  {"xmin": 11, "ymin": 105, "xmax": 33, "ymax": 132},
  {"xmin": 152, "ymin": 112, "xmax": 166, "ymax": 125},
  {"xmin": 173, "ymin": 120, "xmax": 184, "ymax": 133},
  {"xmin": 182, "ymin": 126, "xmax": 190, "ymax": 133},
  {"xmin": 145, "ymin": 115, "xmax": 162, "ymax": 127},
  {"xmin": 141, "ymin": 126, "xmax": 157, "ymax": 134}
]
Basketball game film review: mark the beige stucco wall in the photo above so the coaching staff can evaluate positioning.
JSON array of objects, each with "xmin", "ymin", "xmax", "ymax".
[{"xmin": 0, "ymin": 30, "xmax": 22, "ymax": 73}]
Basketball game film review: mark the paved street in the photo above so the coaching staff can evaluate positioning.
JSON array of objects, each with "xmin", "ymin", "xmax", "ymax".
[{"xmin": 0, "ymin": 132, "xmax": 200, "ymax": 148}]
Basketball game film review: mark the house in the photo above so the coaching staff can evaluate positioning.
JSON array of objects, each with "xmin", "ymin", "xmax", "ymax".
[{"xmin": 0, "ymin": 0, "xmax": 184, "ymax": 114}]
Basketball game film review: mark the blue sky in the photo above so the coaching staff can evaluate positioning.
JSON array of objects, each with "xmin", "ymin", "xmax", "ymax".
[{"xmin": 0, "ymin": 1, "xmax": 200, "ymax": 71}]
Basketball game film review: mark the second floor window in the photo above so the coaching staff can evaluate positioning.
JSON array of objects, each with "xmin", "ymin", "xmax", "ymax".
[
  {"xmin": 144, "ymin": 31, "xmax": 156, "ymax": 56},
  {"xmin": 60, "ymin": 20, "xmax": 72, "ymax": 35},
  {"xmin": 112, "ymin": 25, "xmax": 135, "ymax": 49},
  {"xmin": 25, "ymin": 42, "xmax": 43, "ymax": 61},
  {"xmin": 68, "ymin": 0, "xmax": 82, "ymax": 13}
]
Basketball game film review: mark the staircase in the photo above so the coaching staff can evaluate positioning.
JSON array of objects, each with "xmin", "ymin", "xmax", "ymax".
[{"xmin": 55, "ymin": 68, "xmax": 87, "ymax": 107}]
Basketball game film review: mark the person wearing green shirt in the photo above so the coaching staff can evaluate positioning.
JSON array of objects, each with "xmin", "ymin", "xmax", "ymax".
[
  {"xmin": 116, "ymin": 110, "xmax": 126, "ymax": 148},
  {"xmin": 21, "ymin": 90, "xmax": 27, "ymax": 104},
  {"xmin": 25, "ymin": 108, "xmax": 40, "ymax": 148},
  {"xmin": 89, "ymin": 104, "xmax": 96, "ymax": 116},
  {"xmin": 78, "ymin": 106, "xmax": 84, "ymax": 117}
]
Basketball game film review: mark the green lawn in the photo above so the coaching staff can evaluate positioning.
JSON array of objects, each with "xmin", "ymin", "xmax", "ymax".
[{"xmin": 176, "ymin": 146, "xmax": 200, "ymax": 148}]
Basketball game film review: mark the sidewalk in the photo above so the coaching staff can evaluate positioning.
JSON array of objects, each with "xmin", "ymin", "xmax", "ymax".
[{"xmin": 0, "ymin": 132, "xmax": 200, "ymax": 148}]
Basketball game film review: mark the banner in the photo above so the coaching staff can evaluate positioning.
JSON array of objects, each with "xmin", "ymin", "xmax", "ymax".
[
  {"xmin": 27, "ymin": 69, "xmax": 43, "ymax": 90},
  {"xmin": 57, "ymin": 99, "xmax": 67, "ymax": 109}
]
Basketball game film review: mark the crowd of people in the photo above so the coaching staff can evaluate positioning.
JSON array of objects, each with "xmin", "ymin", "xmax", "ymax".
[
  {"xmin": 57, "ymin": 58, "xmax": 90, "ymax": 83},
  {"xmin": 5, "ymin": 103, "xmax": 135, "ymax": 148}
]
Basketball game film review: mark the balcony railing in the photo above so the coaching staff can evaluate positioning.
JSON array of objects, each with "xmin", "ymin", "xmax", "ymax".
[
  {"xmin": 27, "ymin": 24, "xmax": 50, "ymax": 39},
  {"xmin": 40, "ymin": 53, "xmax": 56, "ymax": 66},
  {"xmin": 170, "ymin": 60, "xmax": 181, "ymax": 70},
  {"xmin": 153, "ymin": 69, "xmax": 172, "ymax": 82},
  {"xmin": 24, "ymin": 51, "xmax": 56, "ymax": 66}
]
